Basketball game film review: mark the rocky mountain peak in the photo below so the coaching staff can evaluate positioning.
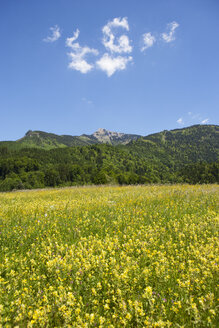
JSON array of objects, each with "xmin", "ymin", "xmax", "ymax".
[
  {"xmin": 91, "ymin": 128, "xmax": 138, "ymax": 144},
  {"xmin": 93, "ymin": 128, "xmax": 125, "ymax": 137},
  {"xmin": 94, "ymin": 128, "xmax": 109, "ymax": 135},
  {"xmin": 25, "ymin": 130, "xmax": 40, "ymax": 138}
]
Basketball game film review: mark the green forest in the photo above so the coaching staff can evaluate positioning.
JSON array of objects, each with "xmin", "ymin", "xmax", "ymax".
[{"xmin": 0, "ymin": 125, "xmax": 218, "ymax": 191}]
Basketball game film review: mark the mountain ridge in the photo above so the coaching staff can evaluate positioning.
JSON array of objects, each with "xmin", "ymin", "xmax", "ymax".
[
  {"xmin": 0, "ymin": 124, "xmax": 218, "ymax": 191},
  {"xmin": 1, "ymin": 124, "xmax": 218, "ymax": 150},
  {"xmin": 0, "ymin": 128, "xmax": 141, "ymax": 149}
]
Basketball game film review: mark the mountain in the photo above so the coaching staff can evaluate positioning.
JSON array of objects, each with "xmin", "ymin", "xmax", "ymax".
[
  {"xmin": 125, "ymin": 124, "xmax": 219, "ymax": 166},
  {"xmin": 84, "ymin": 128, "xmax": 140, "ymax": 145},
  {"xmin": 0, "ymin": 128, "xmax": 141, "ymax": 150},
  {"xmin": 0, "ymin": 124, "xmax": 218, "ymax": 191},
  {"xmin": 0, "ymin": 125, "xmax": 218, "ymax": 160}
]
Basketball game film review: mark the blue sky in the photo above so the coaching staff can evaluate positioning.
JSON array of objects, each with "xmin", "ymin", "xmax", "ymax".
[{"xmin": 0, "ymin": 0, "xmax": 219, "ymax": 140}]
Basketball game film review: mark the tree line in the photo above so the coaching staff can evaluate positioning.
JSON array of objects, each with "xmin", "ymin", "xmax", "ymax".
[{"xmin": 0, "ymin": 144, "xmax": 218, "ymax": 191}]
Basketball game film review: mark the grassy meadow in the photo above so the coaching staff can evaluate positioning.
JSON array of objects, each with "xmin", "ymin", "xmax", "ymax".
[{"xmin": 0, "ymin": 185, "xmax": 218, "ymax": 327}]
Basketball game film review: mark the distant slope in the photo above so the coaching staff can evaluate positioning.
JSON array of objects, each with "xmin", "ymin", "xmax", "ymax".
[
  {"xmin": 1, "ymin": 125, "xmax": 218, "ymax": 166},
  {"xmin": 16, "ymin": 130, "xmax": 98, "ymax": 149},
  {"xmin": 125, "ymin": 124, "xmax": 219, "ymax": 166},
  {"xmin": 0, "ymin": 125, "xmax": 218, "ymax": 161},
  {"xmin": 0, "ymin": 129, "xmax": 141, "ymax": 150}
]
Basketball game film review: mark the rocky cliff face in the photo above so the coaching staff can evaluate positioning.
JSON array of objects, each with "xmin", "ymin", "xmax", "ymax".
[{"xmin": 92, "ymin": 128, "xmax": 140, "ymax": 144}]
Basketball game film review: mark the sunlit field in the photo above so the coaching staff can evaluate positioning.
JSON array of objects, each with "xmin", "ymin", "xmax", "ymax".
[{"xmin": 0, "ymin": 185, "xmax": 218, "ymax": 327}]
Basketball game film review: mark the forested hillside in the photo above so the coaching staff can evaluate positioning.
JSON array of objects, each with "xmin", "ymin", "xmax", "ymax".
[
  {"xmin": 0, "ymin": 128, "xmax": 140, "ymax": 150},
  {"xmin": 0, "ymin": 125, "xmax": 218, "ymax": 191},
  {"xmin": 125, "ymin": 124, "xmax": 219, "ymax": 166}
]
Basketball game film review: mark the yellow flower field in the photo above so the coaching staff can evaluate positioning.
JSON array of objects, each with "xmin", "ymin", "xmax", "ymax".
[{"xmin": 0, "ymin": 185, "xmax": 218, "ymax": 327}]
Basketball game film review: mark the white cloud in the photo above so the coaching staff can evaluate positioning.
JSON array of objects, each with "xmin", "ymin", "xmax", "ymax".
[
  {"xmin": 96, "ymin": 53, "xmax": 132, "ymax": 77},
  {"xmin": 162, "ymin": 21, "xmax": 179, "ymax": 43},
  {"xmin": 66, "ymin": 29, "xmax": 80, "ymax": 48},
  {"xmin": 43, "ymin": 25, "xmax": 61, "ymax": 42},
  {"xmin": 141, "ymin": 32, "xmax": 156, "ymax": 51},
  {"xmin": 201, "ymin": 118, "xmax": 209, "ymax": 124},
  {"xmin": 103, "ymin": 17, "xmax": 130, "ymax": 32},
  {"xmin": 179, "ymin": 112, "xmax": 210, "ymax": 125},
  {"xmin": 66, "ymin": 30, "xmax": 98, "ymax": 74},
  {"xmin": 102, "ymin": 17, "xmax": 132, "ymax": 54},
  {"xmin": 177, "ymin": 117, "xmax": 184, "ymax": 125}
]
